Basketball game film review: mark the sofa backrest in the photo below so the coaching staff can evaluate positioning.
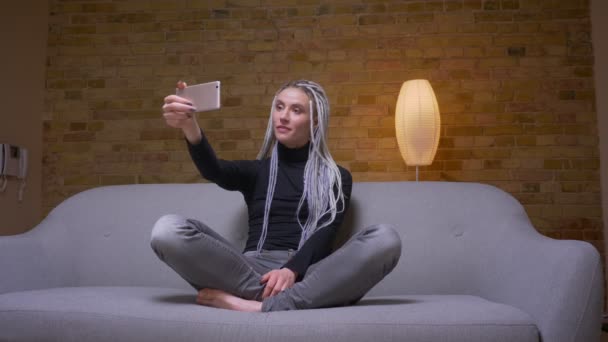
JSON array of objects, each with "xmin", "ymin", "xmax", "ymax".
[
  {"xmin": 339, "ymin": 181, "xmax": 539, "ymax": 297},
  {"xmin": 35, "ymin": 181, "xmax": 539, "ymax": 296}
]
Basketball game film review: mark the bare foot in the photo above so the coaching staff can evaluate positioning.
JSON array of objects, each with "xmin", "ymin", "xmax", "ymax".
[{"xmin": 196, "ymin": 288, "xmax": 262, "ymax": 312}]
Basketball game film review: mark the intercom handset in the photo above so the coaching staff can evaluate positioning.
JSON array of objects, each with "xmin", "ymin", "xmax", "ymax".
[
  {"xmin": 0, "ymin": 145, "xmax": 5, "ymax": 192},
  {"xmin": 18, "ymin": 148, "xmax": 28, "ymax": 179},
  {"xmin": 0, "ymin": 143, "xmax": 28, "ymax": 201}
]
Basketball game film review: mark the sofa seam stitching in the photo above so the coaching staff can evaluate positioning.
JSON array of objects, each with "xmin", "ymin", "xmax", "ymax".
[
  {"xmin": 571, "ymin": 253, "xmax": 600, "ymax": 342},
  {"xmin": 0, "ymin": 309, "xmax": 538, "ymax": 327}
]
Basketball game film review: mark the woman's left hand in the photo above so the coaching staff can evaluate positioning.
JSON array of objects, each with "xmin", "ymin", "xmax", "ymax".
[{"xmin": 260, "ymin": 268, "xmax": 297, "ymax": 299}]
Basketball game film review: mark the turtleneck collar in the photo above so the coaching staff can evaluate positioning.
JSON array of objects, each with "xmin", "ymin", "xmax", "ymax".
[{"xmin": 277, "ymin": 141, "xmax": 310, "ymax": 163}]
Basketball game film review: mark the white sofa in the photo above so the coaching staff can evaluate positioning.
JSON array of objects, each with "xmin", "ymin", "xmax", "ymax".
[{"xmin": 0, "ymin": 181, "xmax": 603, "ymax": 341}]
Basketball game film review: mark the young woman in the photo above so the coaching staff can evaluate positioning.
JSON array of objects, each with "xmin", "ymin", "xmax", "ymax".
[{"xmin": 152, "ymin": 79, "xmax": 401, "ymax": 312}]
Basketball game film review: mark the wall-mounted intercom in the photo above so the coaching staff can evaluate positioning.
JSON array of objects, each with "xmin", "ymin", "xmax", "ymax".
[{"xmin": 0, "ymin": 143, "xmax": 28, "ymax": 201}]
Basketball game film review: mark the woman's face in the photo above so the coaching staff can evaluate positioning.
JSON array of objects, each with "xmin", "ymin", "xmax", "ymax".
[{"xmin": 272, "ymin": 87, "xmax": 313, "ymax": 149}]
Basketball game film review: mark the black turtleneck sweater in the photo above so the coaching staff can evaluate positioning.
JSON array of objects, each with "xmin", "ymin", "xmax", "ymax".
[{"xmin": 187, "ymin": 131, "xmax": 353, "ymax": 280}]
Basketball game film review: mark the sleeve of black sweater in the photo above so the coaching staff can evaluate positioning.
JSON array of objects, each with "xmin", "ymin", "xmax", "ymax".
[
  {"xmin": 186, "ymin": 130, "xmax": 258, "ymax": 192},
  {"xmin": 282, "ymin": 168, "xmax": 353, "ymax": 281}
]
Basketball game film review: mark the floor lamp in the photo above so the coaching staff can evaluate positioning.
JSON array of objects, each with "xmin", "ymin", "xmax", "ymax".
[{"xmin": 395, "ymin": 79, "xmax": 441, "ymax": 181}]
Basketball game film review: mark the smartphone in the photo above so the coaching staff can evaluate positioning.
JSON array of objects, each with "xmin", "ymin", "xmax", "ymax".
[{"xmin": 176, "ymin": 81, "xmax": 221, "ymax": 113}]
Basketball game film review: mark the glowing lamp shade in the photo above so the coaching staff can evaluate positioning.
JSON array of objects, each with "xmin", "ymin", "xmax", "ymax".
[{"xmin": 395, "ymin": 79, "xmax": 440, "ymax": 167}]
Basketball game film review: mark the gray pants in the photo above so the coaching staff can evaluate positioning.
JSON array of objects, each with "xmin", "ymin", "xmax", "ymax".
[{"xmin": 150, "ymin": 214, "xmax": 402, "ymax": 312}]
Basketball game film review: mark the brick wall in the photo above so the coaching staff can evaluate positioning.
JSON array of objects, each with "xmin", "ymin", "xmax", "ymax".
[{"xmin": 44, "ymin": 0, "xmax": 602, "ymax": 255}]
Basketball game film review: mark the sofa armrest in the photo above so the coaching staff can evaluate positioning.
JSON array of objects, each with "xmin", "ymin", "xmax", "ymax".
[
  {"xmin": 481, "ymin": 227, "xmax": 603, "ymax": 342},
  {"xmin": 0, "ymin": 219, "xmax": 74, "ymax": 295}
]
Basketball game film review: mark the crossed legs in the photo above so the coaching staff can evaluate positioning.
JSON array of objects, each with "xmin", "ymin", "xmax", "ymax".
[{"xmin": 150, "ymin": 214, "xmax": 402, "ymax": 312}]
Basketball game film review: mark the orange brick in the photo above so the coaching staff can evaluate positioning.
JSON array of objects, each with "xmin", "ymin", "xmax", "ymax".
[
  {"xmin": 100, "ymin": 175, "xmax": 136, "ymax": 185},
  {"xmin": 368, "ymin": 128, "xmax": 395, "ymax": 138},
  {"xmin": 349, "ymin": 162, "xmax": 369, "ymax": 172}
]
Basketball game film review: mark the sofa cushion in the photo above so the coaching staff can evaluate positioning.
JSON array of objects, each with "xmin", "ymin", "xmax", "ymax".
[{"xmin": 0, "ymin": 286, "xmax": 538, "ymax": 342}]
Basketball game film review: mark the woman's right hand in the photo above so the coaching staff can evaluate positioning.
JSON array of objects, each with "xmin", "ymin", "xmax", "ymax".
[
  {"xmin": 162, "ymin": 81, "xmax": 202, "ymax": 144},
  {"xmin": 162, "ymin": 81, "xmax": 197, "ymax": 129}
]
